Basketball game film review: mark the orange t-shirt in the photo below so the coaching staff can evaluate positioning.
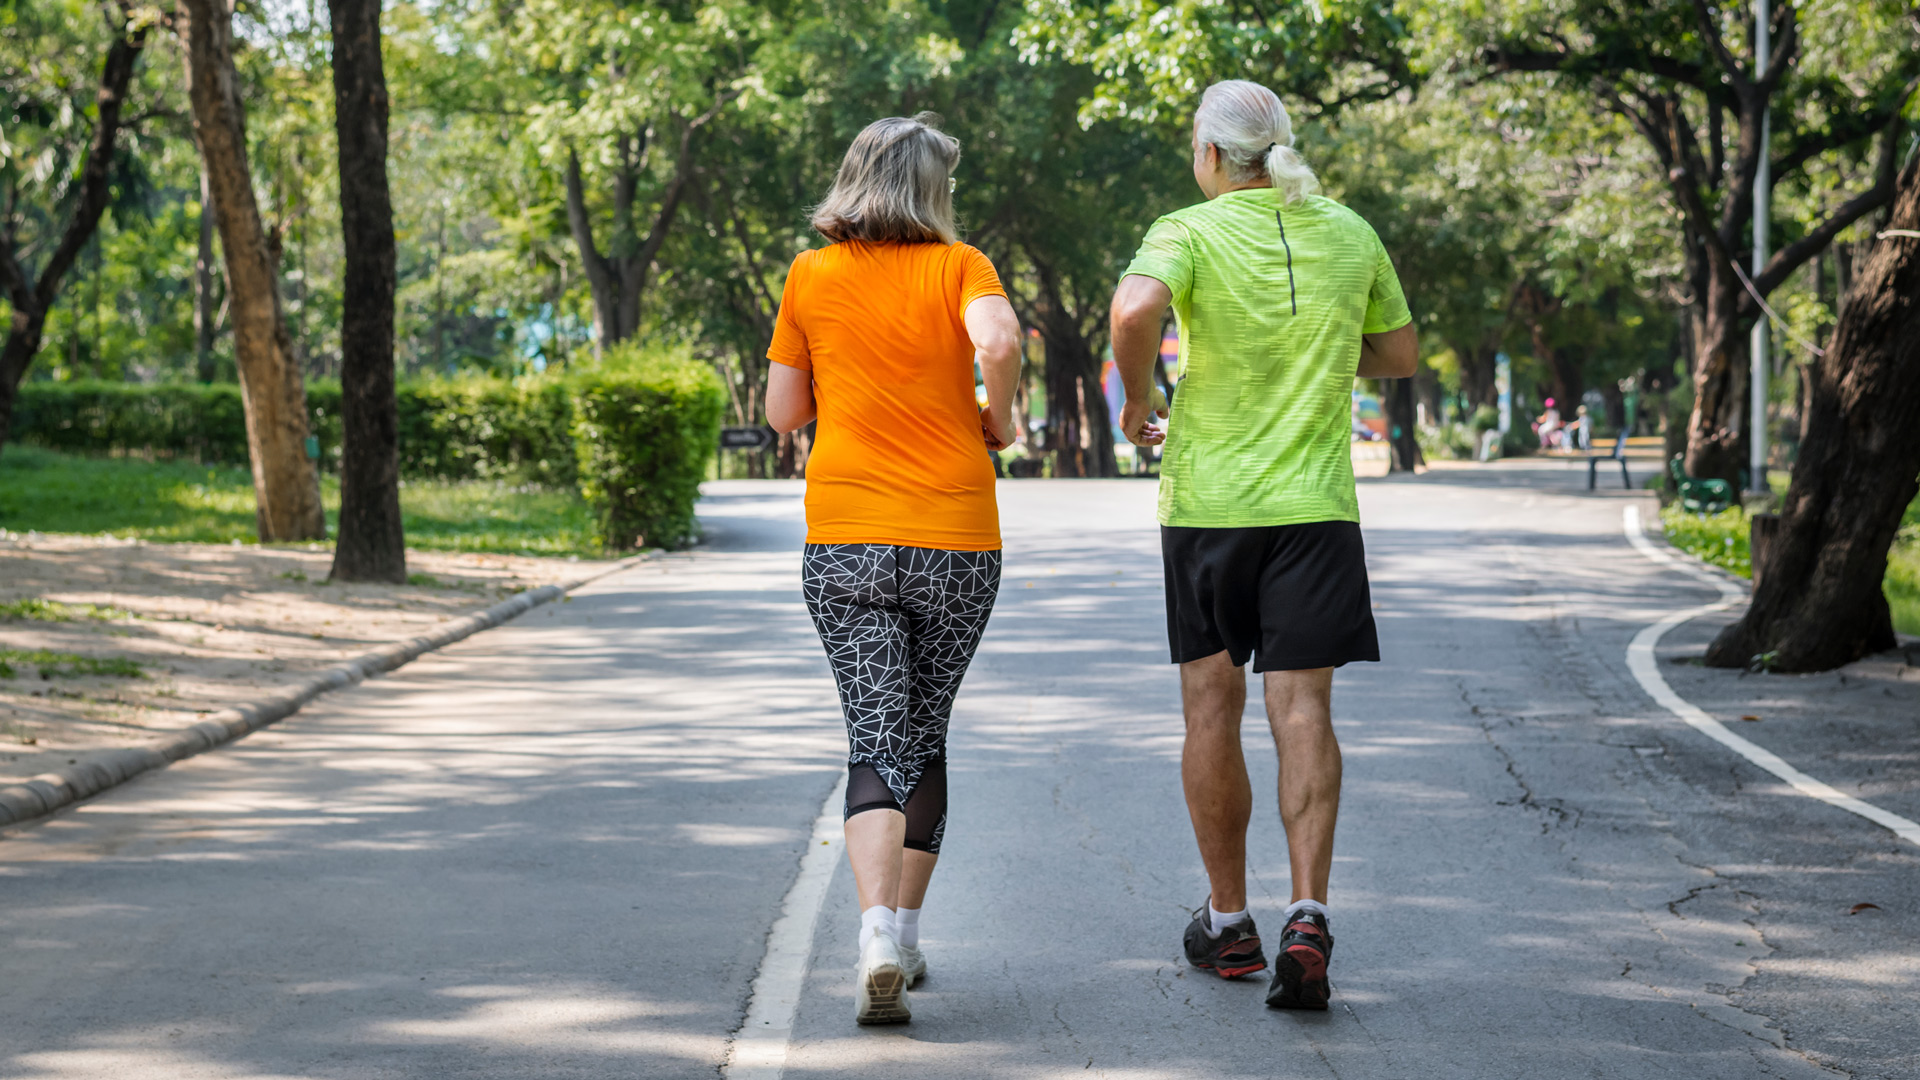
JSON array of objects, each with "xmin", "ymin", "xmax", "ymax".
[{"xmin": 768, "ymin": 240, "xmax": 1006, "ymax": 551}]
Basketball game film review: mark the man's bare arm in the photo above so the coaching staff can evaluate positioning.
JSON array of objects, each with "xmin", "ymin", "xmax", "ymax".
[
  {"xmin": 1357, "ymin": 322, "xmax": 1418, "ymax": 379},
  {"xmin": 1109, "ymin": 274, "xmax": 1174, "ymax": 445}
]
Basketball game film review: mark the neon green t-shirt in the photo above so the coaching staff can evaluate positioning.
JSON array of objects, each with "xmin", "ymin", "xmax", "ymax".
[{"xmin": 1123, "ymin": 190, "xmax": 1412, "ymax": 527}]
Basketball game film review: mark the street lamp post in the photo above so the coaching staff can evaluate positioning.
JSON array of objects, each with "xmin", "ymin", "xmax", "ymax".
[{"xmin": 1750, "ymin": 0, "xmax": 1772, "ymax": 495}]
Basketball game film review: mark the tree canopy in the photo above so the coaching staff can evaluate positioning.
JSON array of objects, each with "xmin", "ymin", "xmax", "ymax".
[{"xmin": 2, "ymin": 0, "xmax": 1914, "ymax": 479}]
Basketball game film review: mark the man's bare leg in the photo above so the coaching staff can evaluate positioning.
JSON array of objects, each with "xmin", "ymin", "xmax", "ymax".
[
  {"xmin": 1180, "ymin": 650, "xmax": 1251, "ymax": 911},
  {"xmin": 1263, "ymin": 667, "xmax": 1340, "ymax": 903}
]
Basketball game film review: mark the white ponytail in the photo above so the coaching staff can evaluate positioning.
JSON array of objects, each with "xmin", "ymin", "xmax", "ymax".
[
  {"xmin": 1264, "ymin": 143, "xmax": 1319, "ymax": 205},
  {"xmin": 1196, "ymin": 80, "xmax": 1320, "ymax": 204}
]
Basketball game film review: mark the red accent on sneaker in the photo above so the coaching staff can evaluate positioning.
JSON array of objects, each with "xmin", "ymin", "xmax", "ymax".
[{"xmin": 1283, "ymin": 944, "xmax": 1327, "ymax": 982}]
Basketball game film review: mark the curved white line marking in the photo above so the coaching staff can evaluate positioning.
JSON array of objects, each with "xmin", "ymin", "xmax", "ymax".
[
  {"xmin": 1623, "ymin": 505, "xmax": 1920, "ymax": 846},
  {"xmin": 724, "ymin": 771, "xmax": 847, "ymax": 1079}
]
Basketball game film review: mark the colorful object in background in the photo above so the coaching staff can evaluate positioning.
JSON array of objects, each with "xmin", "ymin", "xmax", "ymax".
[
  {"xmin": 1101, "ymin": 351, "xmax": 1127, "ymax": 441},
  {"xmin": 1351, "ymin": 391, "xmax": 1386, "ymax": 442}
]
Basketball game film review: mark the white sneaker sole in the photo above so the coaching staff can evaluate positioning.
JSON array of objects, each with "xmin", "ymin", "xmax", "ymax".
[{"xmin": 856, "ymin": 959, "xmax": 911, "ymax": 1025}]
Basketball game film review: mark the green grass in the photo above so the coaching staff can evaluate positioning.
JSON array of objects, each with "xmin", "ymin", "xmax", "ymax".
[
  {"xmin": 0, "ymin": 598, "xmax": 132, "ymax": 621},
  {"xmin": 0, "ymin": 445, "xmax": 601, "ymax": 557},
  {"xmin": 1661, "ymin": 492, "xmax": 1920, "ymax": 637},
  {"xmin": 0, "ymin": 649, "xmax": 145, "ymax": 679}
]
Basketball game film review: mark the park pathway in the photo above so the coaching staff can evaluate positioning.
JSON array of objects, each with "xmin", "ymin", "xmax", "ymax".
[{"xmin": 2, "ymin": 469, "xmax": 1914, "ymax": 1079}]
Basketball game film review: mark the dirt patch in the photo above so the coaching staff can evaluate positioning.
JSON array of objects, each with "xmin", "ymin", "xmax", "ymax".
[{"xmin": 0, "ymin": 533, "xmax": 605, "ymax": 787}]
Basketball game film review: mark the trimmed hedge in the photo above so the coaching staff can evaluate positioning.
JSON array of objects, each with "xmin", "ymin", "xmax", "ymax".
[
  {"xmin": 10, "ymin": 377, "xmax": 575, "ymax": 485},
  {"xmin": 571, "ymin": 347, "xmax": 725, "ymax": 551},
  {"xmin": 10, "ymin": 381, "xmax": 264, "ymax": 463},
  {"xmin": 8, "ymin": 353, "xmax": 723, "ymax": 552}
]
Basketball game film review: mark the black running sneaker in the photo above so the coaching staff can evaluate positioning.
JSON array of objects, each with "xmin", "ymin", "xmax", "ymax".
[
  {"xmin": 1265, "ymin": 908, "xmax": 1334, "ymax": 1009},
  {"xmin": 1182, "ymin": 904, "xmax": 1268, "ymax": 979}
]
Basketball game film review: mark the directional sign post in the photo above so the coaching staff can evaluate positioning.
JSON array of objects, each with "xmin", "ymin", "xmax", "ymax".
[{"xmin": 719, "ymin": 426, "xmax": 777, "ymax": 451}]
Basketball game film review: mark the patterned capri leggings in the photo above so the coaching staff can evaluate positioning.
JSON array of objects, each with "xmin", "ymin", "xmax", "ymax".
[{"xmin": 802, "ymin": 543, "xmax": 1002, "ymax": 855}]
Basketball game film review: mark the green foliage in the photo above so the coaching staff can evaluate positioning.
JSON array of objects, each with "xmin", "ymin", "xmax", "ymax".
[
  {"xmin": 0, "ymin": 649, "xmax": 145, "ymax": 680},
  {"xmin": 570, "ymin": 346, "xmax": 724, "ymax": 551},
  {"xmin": 1661, "ymin": 504, "xmax": 1753, "ymax": 577},
  {"xmin": 1015, "ymin": 1, "xmax": 1413, "ymax": 126},
  {"xmin": 9, "ymin": 382, "xmax": 256, "ymax": 462},
  {"xmin": 1889, "ymin": 495, "xmax": 1920, "ymax": 639},
  {"xmin": 9, "ymin": 378, "xmax": 576, "ymax": 485},
  {"xmin": 0, "ymin": 599, "xmax": 132, "ymax": 622},
  {"xmin": 0, "ymin": 445, "xmax": 601, "ymax": 556},
  {"xmin": 395, "ymin": 375, "xmax": 578, "ymax": 486},
  {"xmin": 1658, "ymin": 495, "xmax": 1920, "ymax": 638},
  {"xmin": 1416, "ymin": 423, "xmax": 1479, "ymax": 461}
]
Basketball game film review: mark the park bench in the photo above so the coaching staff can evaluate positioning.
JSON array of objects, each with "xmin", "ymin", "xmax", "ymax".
[
  {"xmin": 1586, "ymin": 431, "xmax": 1631, "ymax": 490},
  {"xmin": 1669, "ymin": 455, "xmax": 1734, "ymax": 514}
]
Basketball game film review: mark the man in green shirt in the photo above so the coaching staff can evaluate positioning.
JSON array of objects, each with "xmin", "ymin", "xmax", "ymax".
[{"xmin": 1108, "ymin": 79, "xmax": 1416, "ymax": 1012}]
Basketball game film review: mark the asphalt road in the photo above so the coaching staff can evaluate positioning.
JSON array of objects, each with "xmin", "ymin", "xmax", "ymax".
[{"xmin": 2, "ymin": 466, "xmax": 1914, "ymax": 1079}]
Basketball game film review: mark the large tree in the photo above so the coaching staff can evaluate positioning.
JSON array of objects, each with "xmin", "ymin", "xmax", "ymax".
[
  {"xmin": 327, "ymin": 0, "xmax": 406, "ymax": 582},
  {"xmin": 0, "ymin": 1, "xmax": 149, "ymax": 453},
  {"xmin": 177, "ymin": 0, "xmax": 326, "ymax": 541},
  {"xmin": 507, "ymin": 0, "xmax": 762, "ymax": 350},
  {"xmin": 1015, "ymin": 1, "xmax": 1411, "ymax": 476},
  {"xmin": 1449, "ymin": 0, "xmax": 1918, "ymax": 487},
  {"xmin": 1706, "ymin": 155, "xmax": 1920, "ymax": 671}
]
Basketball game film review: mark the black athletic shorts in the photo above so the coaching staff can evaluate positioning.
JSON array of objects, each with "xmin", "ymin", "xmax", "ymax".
[{"xmin": 1161, "ymin": 521, "xmax": 1380, "ymax": 671}]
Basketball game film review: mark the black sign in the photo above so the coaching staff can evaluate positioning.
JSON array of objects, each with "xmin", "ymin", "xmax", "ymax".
[{"xmin": 719, "ymin": 426, "xmax": 777, "ymax": 450}]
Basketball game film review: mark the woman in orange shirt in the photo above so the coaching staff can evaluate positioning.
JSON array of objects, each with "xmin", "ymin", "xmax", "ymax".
[{"xmin": 766, "ymin": 113, "xmax": 1020, "ymax": 1027}]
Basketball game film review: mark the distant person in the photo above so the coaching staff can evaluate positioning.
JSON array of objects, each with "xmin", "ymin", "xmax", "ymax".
[
  {"xmin": 1536, "ymin": 399, "xmax": 1563, "ymax": 449},
  {"xmin": 765, "ymin": 114, "xmax": 1020, "ymax": 1027},
  {"xmin": 1108, "ymin": 80, "xmax": 1416, "ymax": 1010},
  {"xmin": 1573, "ymin": 404, "xmax": 1592, "ymax": 451}
]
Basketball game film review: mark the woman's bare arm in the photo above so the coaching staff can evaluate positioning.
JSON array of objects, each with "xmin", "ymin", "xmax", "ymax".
[
  {"xmin": 766, "ymin": 362, "xmax": 817, "ymax": 433},
  {"xmin": 966, "ymin": 295, "xmax": 1022, "ymax": 449}
]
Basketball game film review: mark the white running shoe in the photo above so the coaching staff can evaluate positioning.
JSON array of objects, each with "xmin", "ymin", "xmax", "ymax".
[
  {"xmin": 855, "ymin": 929, "xmax": 912, "ymax": 1024},
  {"xmin": 898, "ymin": 942, "xmax": 927, "ymax": 986}
]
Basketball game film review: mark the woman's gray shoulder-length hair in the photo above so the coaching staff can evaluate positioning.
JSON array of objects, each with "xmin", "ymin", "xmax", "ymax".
[{"xmin": 810, "ymin": 112, "xmax": 961, "ymax": 245}]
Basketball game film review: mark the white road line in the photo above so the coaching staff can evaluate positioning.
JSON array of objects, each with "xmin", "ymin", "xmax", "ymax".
[
  {"xmin": 1622, "ymin": 505, "xmax": 1920, "ymax": 847},
  {"xmin": 724, "ymin": 771, "xmax": 848, "ymax": 1080}
]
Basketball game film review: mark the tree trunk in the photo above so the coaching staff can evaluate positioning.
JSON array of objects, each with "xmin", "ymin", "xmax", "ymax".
[
  {"xmin": 1705, "ymin": 157, "xmax": 1920, "ymax": 672},
  {"xmin": 1682, "ymin": 271, "xmax": 1751, "ymax": 488},
  {"xmin": 326, "ymin": 0, "xmax": 405, "ymax": 583},
  {"xmin": 177, "ymin": 0, "xmax": 325, "ymax": 541},
  {"xmin": 563, "ymin": 98, "xmax": 731, "ymax": 349},
  {"xmin": 1384, "ymin": 376, "xmax": 1424, "ymax": 473},
  {"xmin": 1453, "ymin": 341, "xmax": 1498, "ymax": 411},
  {"xmin": 1041, "ymin": 337, "xmax": 1085, "ymax": 477},
  {"xmin": 0, "ymin": 11, "xmax": 147, "ymax": 454},
  {"xmin": 194, "ymin": 163, "xmax": 219, "ymax": 382}
]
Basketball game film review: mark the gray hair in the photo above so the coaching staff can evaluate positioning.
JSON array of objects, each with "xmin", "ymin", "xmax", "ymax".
[
  {"xmin": 1194, "ymin": 80, "xmax": 1320, "ymax": 204},
  {"xmin": 811, "ymin": 113, "xmax": 961, "ymax": 245}
]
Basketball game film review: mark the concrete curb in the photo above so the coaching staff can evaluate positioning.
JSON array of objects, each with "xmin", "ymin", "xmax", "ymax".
[{"xmin": 0, "ymin": 554, "xmax": 648, "ymax": 830}]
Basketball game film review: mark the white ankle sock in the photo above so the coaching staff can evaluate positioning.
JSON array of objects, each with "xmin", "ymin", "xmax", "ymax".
[
  {"xmin": 1208, "ymin": 904, "xmax": 1251, "ymax": 938},
  {"xmin": 1285, "ymin": 898, "xmax": 1330, "ymax": 922},
  {"xmin": 859, "ymin": 906, "xmax": 895, "ymax": 950},
  {"xmin": 894, "ymin": 906, "xmax": 921, "ymax": 948}
]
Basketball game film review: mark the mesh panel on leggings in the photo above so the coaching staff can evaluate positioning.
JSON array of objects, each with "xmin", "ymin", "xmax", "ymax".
[
  {"xmin": 900, "ymin": 758, "xmax": 947, "ymax": 853},
  {"xmin": 845, "ymin": 763, "xmax": 901, "ymax": 819},
  {"xmin": 844, "ymin": 760, "xmax": 949, "ymax": 854}
]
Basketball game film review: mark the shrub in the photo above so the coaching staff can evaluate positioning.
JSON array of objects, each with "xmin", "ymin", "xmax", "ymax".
[
  {"xmin": 570, "ymin": 346, "xmax": 724, "ymax": 552},
  {"xmin": 10, "ymin": 377, "xmax": 574, "ymax": 485},
  {"xmin": 11, "ymin": 381, "xmax": 256, "ymax": 462},
  {"xmin": 395, "ymin": 375, "xmax": 575, "ymax": 486},
  {"xmin": 1416, "ymin": 422, "xmax": 1478, "ymax": 461}
]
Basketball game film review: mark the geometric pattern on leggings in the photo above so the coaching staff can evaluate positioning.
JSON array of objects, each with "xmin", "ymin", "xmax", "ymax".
[{"xmin": 802, "ymin": 542, "xmax": 1001, "ymax": 851}]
